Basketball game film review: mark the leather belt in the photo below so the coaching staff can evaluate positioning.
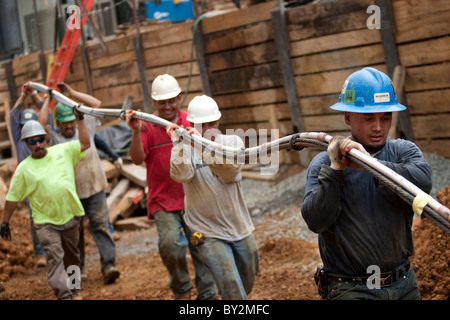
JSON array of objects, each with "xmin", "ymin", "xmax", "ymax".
[{"xmin": 327, "ymin": 263, "xmax": 410, "ymax": 288}]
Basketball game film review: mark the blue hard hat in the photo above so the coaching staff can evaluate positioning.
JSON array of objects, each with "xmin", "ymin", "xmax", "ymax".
[{"xmin": 330, "ymin": 67, "xmax": 406, "ymax": 113}]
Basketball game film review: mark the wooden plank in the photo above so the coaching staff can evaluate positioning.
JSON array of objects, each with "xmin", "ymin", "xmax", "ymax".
[
  {"xmin": 91, "ymin": 61, "xmax": 140, "ymax": 90},
  {"xmin": 295, "ymin": 64, "xmax": 387, "ymax": 97},
  {"xmin": 302, "ymin": 114, "xmax": 348, "ymax": 132},
  {"xmin": 398, "ymin": 37, "xmax": 450, "ymax": 67},
  {"xmin": 290, "ymin": 29, "xmax": 381, "ymax": 57},
  {"xmin": 201, "ymin": 1, "xmax": 276, "ymax": 34},
  {"xmin": 101, "ymin": 159, "xmax": 120, "ymax": 180},
  {"xmin": 11, "ymin": 51, "xmax": 41, "ymax": 76},
  {"xmin": 204, "ymin": 21, "xmax": 274, "ymax": 54},
  {"xmin": 114, "ymin": 216, "xmax": 154, "ymax": 231},
  {"xmin": 393, "ymin": 0, "xmax": 450, "ymax": 43},
  {"xmin": 207, "ymin": 41, "xmax": 278, "ymax": 72},
  {"xmin": 392, "ymin": 0, "xmax": 450, "ymax": 20},
  {"xmin": 405, "ymin": 64, "xmax": 450, "ymax": 92},
  {"xmin": 292, "ymin": 44, "xmax": 385, "ymax": 75},
  {"xmin": 141, "ymin": 21, "xmax": 194, "ymax": 49},
  {"xmin": 143, "ymin": 41, "xmax": 195, "ymax": 68},
  {"xmin": 410, "ymin": 114, "xmax": 450, "ymax": 139},
  {"xmin": 210, "ymin": 62, "xmax": 283, "ymax": 95},
  {"xmin": 287, "ymin": 0, "xmax": 372, "ymax": 41},
  {"xmin": 87, "ymin": 34, "xmax": 135, "ymax": 60},
  {"xmin": 406, "ymin": 89, "xmax": 450, "ymax": 115},
  {"xmin": 94, "ymin": 83, "xmax": 143, "ymax": 108},
  {"xmin": 214, "ymin": 88, "xmax": 286, "ymax": 109},
  {"xmin": 109, "ymin": 187, "xmax": 141, "ymax": 223},
  {"xmin": 299, "ymin": 95, "xmax": 340, "ymax": 116},
  {"xmin": 118, "ymin": 163, "xmax": 147, "ymax": 188},
  {"xmin": 415, "ymin": 139, "xmax": 450, "ymax": 159},
  {"xmin": 146, "ymin": 61, "xmax": 199, "ymax": 80},
  {"xmin": 89, "ymin": 50, "xmax": 136, "ymax": 70},
  {"xmin": 220, "ymin": 104, "xmax": 291, "ymax": 124},
  {"xmin": 107, "ymin": 178, "xmax": 130, "ymax": 222}
]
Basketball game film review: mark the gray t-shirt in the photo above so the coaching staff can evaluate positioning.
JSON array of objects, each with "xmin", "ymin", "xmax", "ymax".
[{"xmin": 170, "ymin": 134, "xmax": 254, "ymax": 241}]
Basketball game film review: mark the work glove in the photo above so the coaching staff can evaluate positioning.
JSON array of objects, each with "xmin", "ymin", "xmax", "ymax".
[
  {"xmin": 328, "ymin": 136, "xmax": 346, "ymax": 171},
  {"xmin": 0, "ymin": 222, "xmax": 11, "ymax": 241},
  {"xmin": 339, "ymin": 137, "xmax": 370, "ymax": 170},
  {"xmin": 125, "ymin": 109, "xmax": 141, "ymax": 133}
]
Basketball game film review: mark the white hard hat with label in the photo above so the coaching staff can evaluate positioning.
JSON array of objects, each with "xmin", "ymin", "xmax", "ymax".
[
  {"xmin": 187, "ymin": 95, "xmax": 222, "ymax": 124},
  {"xmin": 151, "ymin": 74, "xmax": 182, "ymax": 101}
]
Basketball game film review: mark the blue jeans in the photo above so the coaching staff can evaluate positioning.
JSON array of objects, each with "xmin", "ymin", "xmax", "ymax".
[
  {"xmin": 326, "ymin": 266, "xmax": 421, "ymax": 300},
  {"xmin": 154, "ymin": 210, "xmax": 217, "ymax": 299},
  {"xmin": 197, "ymin": 234, "xmax": 260, "ymax": 300},
  {"xmin": 26, "ymin": 197, "xmax": 46, "ymax": 258},
  {"xmin": 79, "ymin": 191, "xmax": 116, "ymax": 274}
]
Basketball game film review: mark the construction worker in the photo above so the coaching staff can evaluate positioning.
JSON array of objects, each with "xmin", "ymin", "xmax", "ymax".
[
  {"xmin": 301, "ymin": 67, "xmax": 433, "ymax": 300},
  {"xmin": 1, "ymin": 117, "xmax": 90, "ymax": 300},
  {"xmin": 167, "ymin": 95, "xmax": 260, "ymax": 300},
  {"xmin": 38, "ymin": 84, "xmax": 120, "ymax": 285},
  {"xmin": 125, "ymin": 74, "xmax": 217, "ymax": 300},
  {"xmin": 9, "ymin": 82, "xmax": 55, "ymax": 268}
]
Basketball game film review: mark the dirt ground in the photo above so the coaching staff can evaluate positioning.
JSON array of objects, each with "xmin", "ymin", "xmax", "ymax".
[{"xmin": 0, "ymin": 164, "xmax": 449, "ymax": 301}]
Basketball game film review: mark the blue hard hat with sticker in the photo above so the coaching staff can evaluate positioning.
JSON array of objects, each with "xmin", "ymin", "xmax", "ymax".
[{"xmin": 330, "ymin": 67, "xmax": 406, "ymax": 113}]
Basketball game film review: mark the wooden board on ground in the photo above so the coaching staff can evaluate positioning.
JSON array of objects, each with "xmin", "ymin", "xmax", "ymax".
[
  {"xmin": 118, "ymin": 163, "xmax": 147, "ymax": 188},
  {"xmin": 114, "ymin": 216, "xmax": 154, "ymax": 231}
]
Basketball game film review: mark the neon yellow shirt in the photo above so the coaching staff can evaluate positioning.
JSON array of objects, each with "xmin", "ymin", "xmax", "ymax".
[{"xmin": 6, "ymin": 140, "xmax": 86, "ymax": 225}]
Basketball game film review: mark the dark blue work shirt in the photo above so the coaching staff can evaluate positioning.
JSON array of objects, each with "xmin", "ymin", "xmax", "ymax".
[{"xmin": 301, "ymin": 138, "xmax": 432, "ymax": 275}]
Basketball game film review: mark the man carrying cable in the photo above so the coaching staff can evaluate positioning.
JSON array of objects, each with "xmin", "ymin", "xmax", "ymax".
[{"xmin": 301, "ymin": 67, "xmax": 432, "ymax": 300}]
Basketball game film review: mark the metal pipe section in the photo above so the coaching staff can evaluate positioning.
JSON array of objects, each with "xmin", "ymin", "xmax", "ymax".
[{"xmin": 28, "ymin": 82, "xmax": 450, "ymax": 225}]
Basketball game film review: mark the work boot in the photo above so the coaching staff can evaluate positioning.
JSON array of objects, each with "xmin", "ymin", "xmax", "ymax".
[
  {"xmin": 36, "ymin": 256, "xmax": 47, "ymax": 268},
  {"xmin": 103, "ymin": 266, "xmax": 120, "ymax": 285}
]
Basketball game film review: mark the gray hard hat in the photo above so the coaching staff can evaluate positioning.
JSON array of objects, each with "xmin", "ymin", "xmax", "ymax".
[
  {"xmin": 21, "ymin": 120, "xmax": 47, "ymax": 141},
  {"xmin": 20, "ymin": 109, "xmax": 38, "ymax": 125}
]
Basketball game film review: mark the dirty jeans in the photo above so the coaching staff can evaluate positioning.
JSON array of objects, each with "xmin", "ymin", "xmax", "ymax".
[
  {"xmin": 34, "ymin": 217, "xmax": 80, "ymax": 300},
  {"xmin": 79, "ymin": 191, "xmax": 116, "ymax": 274},
  {"xmin": 197, "ymin": 234, "xmax": 260, "ymax": 300},
  {"xmin": 154, "ymin": 210, "xmax": 217, "ymax": 299},
  {"xmin": 326, "ymin": 266, "xmax": 421, "ymax": 300}
]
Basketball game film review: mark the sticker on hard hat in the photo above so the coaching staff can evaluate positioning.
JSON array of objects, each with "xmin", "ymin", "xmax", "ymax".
[
  {"xmin": 24, "ymin": 113, "xmax": 33, "ymax": 119},
  {"xmin": 340, "ymin": 80, "xmax": 349, "ymax": 94},
  {"xmin": 374, "ymin": 93, "xmax": 390, "ymax": 103},
  {"xmin": 344, "ymin": 90, "xmax": 355, "ymax": 105}
]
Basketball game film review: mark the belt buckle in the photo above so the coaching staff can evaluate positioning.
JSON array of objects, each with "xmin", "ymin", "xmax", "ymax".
[{"xmin": 379, "ymin": 274, "xmax": 393, "ymax": 287}]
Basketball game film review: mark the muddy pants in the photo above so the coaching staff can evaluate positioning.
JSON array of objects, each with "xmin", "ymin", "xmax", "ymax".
[
  {"xmin": 34, "ymin": 217, "xmax": 80, "ymax": 300},
  {"xmin": 197, "ymin": 234, "xmax": 260, "ymax": 300},
  {"xmin": 154, "ymin": 210, "xmax": 217, "ymax": 299}
]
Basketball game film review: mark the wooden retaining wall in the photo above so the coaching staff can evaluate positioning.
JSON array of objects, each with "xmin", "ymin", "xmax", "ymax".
[{"xmin": 0, "ymin": 0, "xmax": 449, "ymax": 165}]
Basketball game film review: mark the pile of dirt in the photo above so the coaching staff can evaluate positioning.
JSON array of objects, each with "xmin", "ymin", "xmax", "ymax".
[{"xmin": 410, "ymin": 187, "xmax": 450, "ymax": 300}]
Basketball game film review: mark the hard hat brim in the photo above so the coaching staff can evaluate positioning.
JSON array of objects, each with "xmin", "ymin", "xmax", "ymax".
[
  {"xmin": 151, "ymin": 88, "xmax": 181, "ymax": 101},
  {"xmin": 330, "ymin": 102, "xmax": 407, "ymax": 113},
  {"xmin": 187, "ymin": 112, "xmax": 222, "ymax": 124},
  {"xmin": 56, "ymin": 114, "xmax": 77, "ymax": 122}
]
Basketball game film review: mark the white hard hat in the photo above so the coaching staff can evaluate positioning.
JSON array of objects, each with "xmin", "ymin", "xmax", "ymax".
[
  {"xmin": 187, "ymin": 95, "xmax": 222, "ymax": 124},
  {"xmin": 151, "ymin": 74, "xmax": 181, "ymax": 101},
  {"xmin": 21, "ymin": 120, "xmax": 47, "ymax": 141}
]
